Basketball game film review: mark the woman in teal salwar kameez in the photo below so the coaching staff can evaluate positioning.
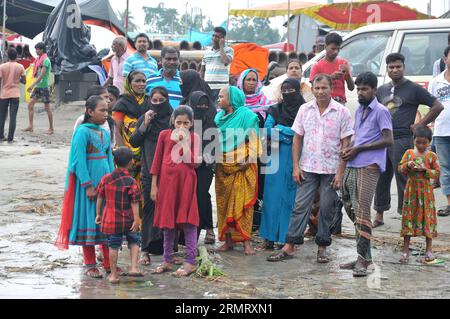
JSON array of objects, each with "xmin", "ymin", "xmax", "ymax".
[
  {"xmin": 56, "ymin": 96, "xmax": 115, "ymax": 278},
  {"xmin": 259, "ymin": 78, "xmax": 305, "ymax": 249}
]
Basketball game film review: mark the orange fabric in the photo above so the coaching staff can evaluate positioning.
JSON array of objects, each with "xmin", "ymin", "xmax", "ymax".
[
  {"xmin": 230, "ymin": 43, "xmax": 269, "ymax": 80},
  {"xmin": 112, "ymin": 111, "xmax": 125, "ymax": 122}
]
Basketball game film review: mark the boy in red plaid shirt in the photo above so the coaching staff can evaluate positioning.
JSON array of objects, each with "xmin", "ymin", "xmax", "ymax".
[{"xmin": 96, "ymin": 147, "xmax": 142, "ymax": 284}]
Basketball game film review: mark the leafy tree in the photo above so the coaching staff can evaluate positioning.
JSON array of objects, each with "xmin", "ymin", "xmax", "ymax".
[
  {"xmin": 204, "ymin": 19, "xmax": 215, "ymax": 32},
  {"xmin": 228, "ymin": 17, "xmax": 280, "ymax": 45},
  {"xmin": 143, "ymin": 4, "xmax": 181, "ymax": 34},
  {"xmin": 116, "ymin": 9, "xmax": 138, "ymax": 33}
]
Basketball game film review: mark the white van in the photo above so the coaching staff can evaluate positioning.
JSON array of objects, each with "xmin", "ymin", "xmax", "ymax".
[{"xmin": 264, "ymin": 19, "xmax": 450, "ymax": 113}]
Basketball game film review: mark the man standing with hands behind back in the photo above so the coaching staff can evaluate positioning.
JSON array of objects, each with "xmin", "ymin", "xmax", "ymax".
[{"xmin": 201, "ymin": 27, "xmax": 234, "ymax": 103}]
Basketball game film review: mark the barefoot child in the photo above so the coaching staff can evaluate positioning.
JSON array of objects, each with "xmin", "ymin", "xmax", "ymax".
[
  {"xmin": 150, "ymin": 106, "xmax": 201, "ymax": 276},
  {"xmin": 95, "ymin": 147, "xmax": 143, "ymax": 283},
  {"xmin": 398, "ymin": 126, "xmax": 440, "ymax": 263}
]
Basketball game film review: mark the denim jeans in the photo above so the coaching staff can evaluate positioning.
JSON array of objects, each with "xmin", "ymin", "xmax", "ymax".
[
  {"xmin": 373, "ymin": 136, "xmax": 413, "ymax": 214},
  {"xmin": 434, "ymin": 136, "xmax": 450, "ymax": 196},
  {"xmin": 0, "ymin": 98, "xmax": 19, "ymax": 141},
  {"xmin": 285, "ymin": 172, "xmax": 337, "ymax": 247}
]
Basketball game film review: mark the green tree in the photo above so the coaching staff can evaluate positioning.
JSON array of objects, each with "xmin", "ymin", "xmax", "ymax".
[
  {"xmin": 228, "ymin": 17, "xmax": 280, "ymax": 45},
  {"xmin": 116, "ymin": 9, "xmax": 138, "ymax": 33},
  {"xmin": 143, "ymin": 4, "xmax": 181, "ymax": 34},
  {"xmin": 204, "ymin": 19, "xmax": 215, "ymax": 32}
]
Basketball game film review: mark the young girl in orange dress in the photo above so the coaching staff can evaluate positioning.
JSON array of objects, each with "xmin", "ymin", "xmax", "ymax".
[{"xmin": 398, "ymin": 126, "xmax": 440, "ymax": 263}]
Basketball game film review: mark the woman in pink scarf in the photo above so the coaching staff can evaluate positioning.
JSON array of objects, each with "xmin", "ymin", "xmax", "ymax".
[{"xmin": 237, "ymin": 68, "xmax": 273, "ymax": 126}]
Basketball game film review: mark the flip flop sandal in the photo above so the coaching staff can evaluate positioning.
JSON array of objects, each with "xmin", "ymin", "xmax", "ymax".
[
  {"xmin": 204, "ymin": 233, "xmax": 216, "ymax": 245},
  {"xmin": 267, "ymin": 251, "xmax": 294, "ymax": 262},
  {"xmin": 152, "ymin": 264, "xmax": 173, "ymax": 274},
  {"xmin": 127, "ymin": 272, "xmax": 145, "ymax": 277},
  {"xmin": 85, "ymin": 267, "xmax": 103, "ymax": 279},
  {"xmin": 353, "ymin": 267, "xmax": 367, "ymax": 277},
  {"xmin": 372, "ymin": 220, "xmax": 385, "ymax": 228},
  {"xmin": 339, "ymin": 260, "xmax": 357, "ymax": 270},
  {"xmin": 437, "ymin": 206, "xmax": 450, "ymax": 217},
  {"xmin": 317, "ymin": 251, "xmax": 330, "ymax": 263},
  {"xmin": 173, "ymin": 265, "xmax": 196, "ymax": 277}
]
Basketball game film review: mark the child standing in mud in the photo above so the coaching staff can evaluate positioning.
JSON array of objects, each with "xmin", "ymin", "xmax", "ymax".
[
  {"xmin": 150, "ymin": 106, "xmax": 201, "ymax": 276},
  {"xmin": 55, "ymin": 96, "xmax": 114, "ymax": 278},
  {"xmin": 398, "ymin": 126, "xmax": 440, "ymax": 263},
  {"xmin": 95, "ymin": 147, "xmax": 143, "ymax": 284}
]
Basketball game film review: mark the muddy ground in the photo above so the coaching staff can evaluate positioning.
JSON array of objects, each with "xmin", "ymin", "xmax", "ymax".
[{"xmin": 1, "ymin": 102, "xmax": 450, "ymax": 299}]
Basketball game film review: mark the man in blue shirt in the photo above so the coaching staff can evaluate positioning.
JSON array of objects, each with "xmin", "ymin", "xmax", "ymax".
[
  {"xmin": 146, "ymin": 46, "xmax": 182, "ymax": 108},
  {"xmin": 123, "ymin": 33, "xmax": 158, "ymax": 80}
]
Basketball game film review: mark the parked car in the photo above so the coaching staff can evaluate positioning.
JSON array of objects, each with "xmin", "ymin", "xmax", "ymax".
[{"xmin": 264, "ymin": 18, "xmax": 450, "ymax": 113}]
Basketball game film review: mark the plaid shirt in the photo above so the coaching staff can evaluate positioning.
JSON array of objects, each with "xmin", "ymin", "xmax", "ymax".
[{"xmin": 97, "ymin": 168, "xmax": 141, "ymax": 235}]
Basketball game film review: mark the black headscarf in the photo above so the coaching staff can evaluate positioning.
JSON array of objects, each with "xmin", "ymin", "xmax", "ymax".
[
  {"xmin": 180, "ymin": 70, "xmax": 214, "ymax": 104},
  {"xmin": 146, "ymin": 100, "xmax": 173, "ymax": 141},
  {"xmin": 189, "ymin": 91, "xmax": 217, "ymax": 129},
  {"xmin": 267, "ymin": 78, "xmax": 305, "ymax": 127}
]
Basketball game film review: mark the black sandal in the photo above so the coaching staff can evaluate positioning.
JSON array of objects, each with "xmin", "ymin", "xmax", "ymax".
[
  {"xmin": 438, "ymin": 206, "xmax": 450, "ymax": 217},
  {"xmin": 353, "ymin": 266, "xmax": 368, "ymax": 277},
  {"xmin": 267, "ymin": 250, "xmax": 294, "ymax": 262},
  {"xmin": 317, "ymin": 250, "xmax": 330, "ymax": 263}
]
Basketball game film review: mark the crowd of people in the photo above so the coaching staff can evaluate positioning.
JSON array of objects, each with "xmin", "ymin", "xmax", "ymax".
[{"xmin": 2, "ymin": 27, "xmax": 450, "ymax": 283}]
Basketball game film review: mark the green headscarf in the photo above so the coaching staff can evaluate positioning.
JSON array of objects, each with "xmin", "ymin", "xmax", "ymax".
[{"xmin": 214, "ymin": 86, "xmax": 259, "ymax": 153}]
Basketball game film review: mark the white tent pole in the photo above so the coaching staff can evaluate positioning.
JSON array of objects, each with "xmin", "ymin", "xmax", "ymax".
[
  {"xmin": 287, "ymin": 0, "xmax": 290, "ymax": 52},
  {"xmin": 2, "ymin": 0, "xmax": 6, "ymax": 55}
]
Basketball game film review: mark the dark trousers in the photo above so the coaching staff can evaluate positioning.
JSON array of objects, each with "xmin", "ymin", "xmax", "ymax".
[
  {"xmin": 0, "ymin": 98, "xmax": 19, "ymax": 141},
  {"xmin": 196, "ymin": 164, "xmax": 214, "ymax": 230},
  {"xmin": 373, "ymin": 137, "xmax": 413, "ymax": 214},
  {"xmin": 141, "ymin": 175, "xmax": 163, "ymax": 254},
  {"xmin": 285, "ymin": 172, "xmax": 337, "ymax": 247}
]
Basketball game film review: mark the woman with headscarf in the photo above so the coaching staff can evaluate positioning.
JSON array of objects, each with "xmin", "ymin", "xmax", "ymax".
[
  {"xmin": 237, "ymin": 68, "xmax": 273, "ymax": 126},
  {"xmin": 129, "ymin": 86, "xmax": 173, "ymax": 265},
  {"xmin": 189, "ymin": 91, "xmax": 218, "ymax": 244},
  {"xmin": 180, "ymin": 70, "xmax": 214, "ymax": 105},
  {"xmin": 113, "ymin": 70, "xmax": 150, "ymax": 183},
  {"xmin": 237, "ymin": 68, "xmax": 274, "ymax": 232},
  {"xmin": 215, "ymin": 86, "xmax": 261, "ymax": 255},
  {"xmin": 258, "ymin": 78, "xmax": 306, "ymax": 250}
]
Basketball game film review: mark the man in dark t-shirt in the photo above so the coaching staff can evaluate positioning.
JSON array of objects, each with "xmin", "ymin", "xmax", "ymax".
[{"xmin": 373, "ymin": 53, "xmax": 443, "ymax": 227}]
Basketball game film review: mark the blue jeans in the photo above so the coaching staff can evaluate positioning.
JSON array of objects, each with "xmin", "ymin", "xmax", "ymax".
[
  {"xmin": 108, "ymin": 231, "xmax": 141, "ymax": 250},
  {"xmin": 434, "ymin": 136, "xmax": 450, "ymax": 196}
]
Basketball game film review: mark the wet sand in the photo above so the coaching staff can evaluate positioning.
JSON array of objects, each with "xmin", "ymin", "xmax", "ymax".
[{"xmin": 1, "ymin": 101, "xmax": 450, "ymax": 299}]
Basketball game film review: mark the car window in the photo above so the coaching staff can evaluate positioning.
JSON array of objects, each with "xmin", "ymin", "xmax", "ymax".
[
  {"xmin": 303, "ymin": 31, "xmax": 391, "ymax": 79},
  {"xmin": 400, "ymin": 32, "xmax": 449, "ymax": 76}
]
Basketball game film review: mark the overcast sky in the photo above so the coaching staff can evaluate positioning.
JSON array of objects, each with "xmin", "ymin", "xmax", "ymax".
[{"xmin": 108, "ymin": 0, "xmax": 450, "ymax": 28}]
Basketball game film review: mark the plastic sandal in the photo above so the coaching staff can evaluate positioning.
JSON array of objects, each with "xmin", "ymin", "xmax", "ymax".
[
  {"xmin": 85, "ymin": 267, "xmax": 103, "ymax": 279},
  {"xmin": 267, "ymin": 250, "xmax": 294, "ymax": 262}
]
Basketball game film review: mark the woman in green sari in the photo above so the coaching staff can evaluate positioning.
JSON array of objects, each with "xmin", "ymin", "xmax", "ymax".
[{"xmin": 215, "ymin": 86, "xmax": 261, "ymax": 255}]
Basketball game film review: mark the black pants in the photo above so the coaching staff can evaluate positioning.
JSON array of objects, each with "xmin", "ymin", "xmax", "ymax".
[
  {"xmin": 196, "ymin": 165, "xmax": 214, "ymax": 230},
  {"xmin": 0, "ymin": 98, "xmax": 19, "ymax": 141},
  {"xmin": 141, "ymin": 175, "xmax": 164, "ymax": 255}
]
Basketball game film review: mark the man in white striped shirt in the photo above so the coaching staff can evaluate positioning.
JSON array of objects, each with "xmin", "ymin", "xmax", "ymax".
[{"xmin": 200, "ymin": 27, "xmax": 234, "ymax": 102}]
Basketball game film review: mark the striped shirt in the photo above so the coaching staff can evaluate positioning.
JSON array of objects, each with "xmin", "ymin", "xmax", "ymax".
[
  {"xmin": 146, "ymin": 69, "xmax": 182, "ymax": 108},
  {"xmin": 201, "ymin": 46, "xmax": 234, "ymax": 90},
  {"xmin": 122, "ymin": 52, "xmax": 158, "ymax": 80}
]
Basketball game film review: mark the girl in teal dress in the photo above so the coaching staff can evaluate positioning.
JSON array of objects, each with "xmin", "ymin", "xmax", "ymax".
[
  {"xmin": 259, "ymin": 78, "xmax": 305, "ymax": 249},
  {"xmin": 56, "ymin": 96, "xmax": 115, "ymax": 278}
]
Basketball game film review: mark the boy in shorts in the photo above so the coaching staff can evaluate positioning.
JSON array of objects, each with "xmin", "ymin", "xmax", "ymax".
[{"xmin": 96, "ymin": 147, "xmax": 143, "ymax": 284}]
